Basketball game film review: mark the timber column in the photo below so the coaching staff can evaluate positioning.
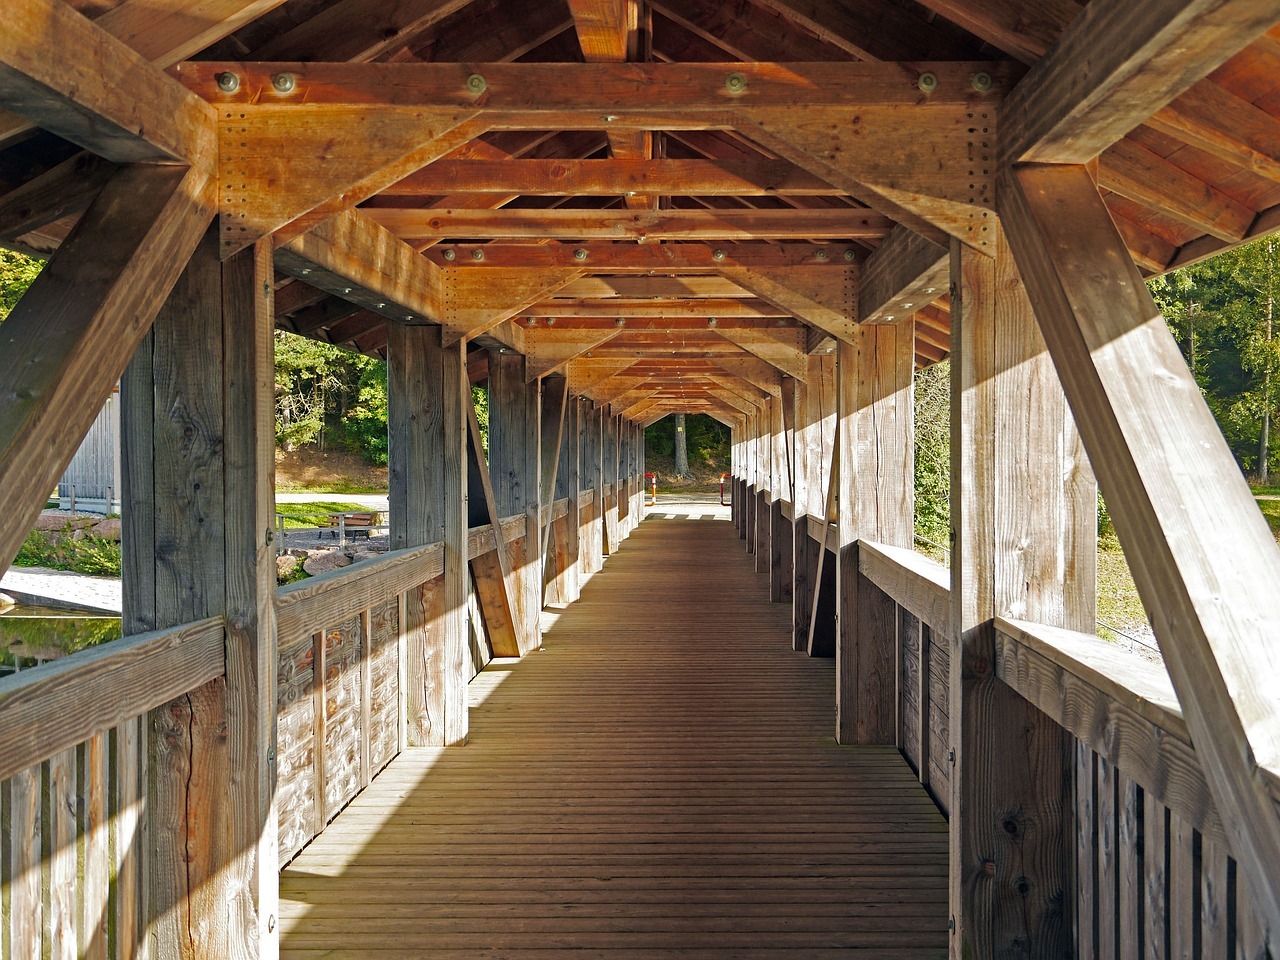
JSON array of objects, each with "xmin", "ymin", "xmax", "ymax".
[
  {"xmin": 835, "ymin": 321, "xmax": 914, "ymax": 744},
  {"xmin": 949, "ymin": 227, "xmax": 1094, "ymax": 959},
  {"xmin": 548, "ymin": 384, "xmax": 581, "ymax": 603},
  {"xmin": 121, "ymin": 230, "xmax": 279, "ymax": 958},
  {"xmin": 388, "ymin": 323, "xmax": 469, "ymax": 746},
  {"xmin": 488, "ymin": 349, "xmax": 543, "ymax": 654}
]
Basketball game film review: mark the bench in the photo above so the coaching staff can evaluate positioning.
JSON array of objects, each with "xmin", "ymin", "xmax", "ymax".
[{"xmin": 325, "ymin": 511, "xmax": 379, "ymax": 539}]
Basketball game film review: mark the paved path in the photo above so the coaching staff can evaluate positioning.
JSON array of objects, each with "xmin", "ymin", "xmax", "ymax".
[
  {"xmin": 275, "ymin": 492, "xmax": 389, "ymax": 510},
  {"xmin": 0, "ymin": 567, "xmax": 121, "ymax": 615}
]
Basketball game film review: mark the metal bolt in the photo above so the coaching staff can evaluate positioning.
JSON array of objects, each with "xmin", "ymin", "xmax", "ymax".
[
  {"xmin": 815, "ymin": 249, "xmax": 829, "ymax": 261},
  {"xmin": 405, "ymin": 315, "xmax": 415, "ymax": 321},
  {"xmin": 725, "ymin": 72, "xmax": 747, "ymax": 94},
  {"xmin": 603, "ymin": 114, "xmax": 619, "ymax": 122},
  {"xmin": 949, "ymin": 748, "xmax": 956, "ymax": 764},
  {"xmin": 215, "ymin": 72, "xmax": 240, "ymax": 94},
  {"xmin": 949, "ymin": 917, "xmax": 956, "ymax": 933},
  {"xmin": 917, "ymin": 72, "xmax": 938, "ymax": 94},
  {"xmin": 712, "ymin": 249, "xmax": 726, "ymax": 261},
  {"xmin": 844, "ymin": 249, "xmax": 855, "ymax": 262},
  {"xmin": 342, "ymin": 287, "xmax": 353, "ymax": 294},
  {"xmin": 615, "ymin": 318, "xmax": 625, "ymax": 327},
  {"xmin": 573, "ymin": 247, "xmax": 588, "ymax": 261},
  {"xmin": 466, "ymin": 73, "xmax": 487, "ymax": 94},
  {"xmin": 708, "ymin": 318, "xmax": 717, "ymax": 327},
  {"xmin": 272, "ymin": 73, "xmax": 296, "ymax": 94},
  {"xmin": 971, "ymin": 71, "xmax": 993, "ymax": 93},
  {"xmin": 547, "ymin": 317, "xmax": 556, "ymax": 325},
  {"xmin": 298, "ymin": 268, "xmax": 310, "ymax": 275},
  {"xmin": 375, "ymin": 302, "xmax": 386, "ymax": 309},
  {"xmin": 471, "ymin": 248, "xmax": 485, "ymax": 261},
  {"xmin": 443, "ymin": 248, "xmax": 456, "ymax": 261}
]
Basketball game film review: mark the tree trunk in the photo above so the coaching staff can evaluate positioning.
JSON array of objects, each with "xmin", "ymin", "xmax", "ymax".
[{"xmin": 674, "ymin": 413, "xmax": 689, "ymax": 477}]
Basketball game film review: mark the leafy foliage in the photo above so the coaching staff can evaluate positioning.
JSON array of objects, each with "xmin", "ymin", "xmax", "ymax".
[
  {"xmin": 913, "ymin": 361, "xmax": 950, "ymax": 551},
  {"xmin": 0, "ymin": 249, "xmax": 42, "ymax": 321},
  {"xmin": 645, "ymin": 414, "xmax": 728, "ymax": 467},
  {"xmin": 1150, "ymin": 235, "xmax": 1280, "ymax": 475},
  {"xmin": 15, "ymin": 527, "xmax": 122, "ymax": 577}
]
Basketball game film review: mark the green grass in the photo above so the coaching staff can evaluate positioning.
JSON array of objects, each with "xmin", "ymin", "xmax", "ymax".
[
  {"xmin": 1097, "ymin": 533, "xmax": 1149, "ymax": 639},
  {"xmin": 15, "ymin": 528, "xmax": 121, "ymax": 577},
  {"xmin": 275, "ymin": 477, "xmax": 386, "ymax": 495},
  {"xmin": 1257, "ymin": 498, "xmax": 1280, "ymax": 536},
  {"xmin": 274, "ymin": 501, "xmax": 374, "ymax": 529},
  {"xmin": 1249, "ymin": 479, "xmax": 1280, "ymax": 496}
]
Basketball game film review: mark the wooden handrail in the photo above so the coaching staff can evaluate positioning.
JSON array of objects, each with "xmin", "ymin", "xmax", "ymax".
[
  {"xmin": 0, "ymin": 616, "xmax": 224, "ymax": 783},
  {"xmin": 579, "ymin": 488, "xmax": 595, "ymax": 505},
  {"xmin": 858, "ymin": 540, "xmax": 951, "ymax": 638},
  {"xmin": 276, "ymin": 513, "xmax": 530, "ymax": 642},
  {"xmin": 994, "ymin": 617, "xmax": 1280, "ymax": 848}
]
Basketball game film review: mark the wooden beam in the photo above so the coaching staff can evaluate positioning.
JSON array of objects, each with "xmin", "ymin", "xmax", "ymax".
[
  {"xmin": 713, "ymin": 327, "xmax": 808, "ymax": 380},
  {"xmin": 1001, "ymin": 0, "xmax": 1280, "ymax": 165},
  {"xmin": 566, "ymin": 358, "xmax": 642, "ymax": 394},
  {"xmin": 520, "ymin": 298, "xmax": 787, "ymax": 319},
  {"xmin": 859, "ymin": 225, "xmax": 949, "ymax": 325},
  {"xmin": 180, "ymin": 60, "xmax": 1016, "ymax": 112},
  {"xmin": 365, "ymin": 207, "xmax": 893, "ymax": 241},
  {"xmin": 1001, "ymin": 161, "xmax": 1280, "ymax": 941},
  {"xmin": 719, "ymin": 265, "xmax": 857, "ymax": 343},
  {"xmin": 1148, "ymin": 81, "xmax": 1280, "ymax": 186},
  {"xmin": 525, "ymin": 328, "xmax": 622, "ymax": 380},
  {"xmin": 710, "ymin": 355, "xmax": 784, "ymax": 396},
  {"xmin": 427, "ymin": 242, "xmax": 861, "ymax": 270},
  {"xmin": 552, "ymin": 275, "xmax": 755, "ymax": 299},
  {"xmin": 276, "ymin": 210, "xmax": 444, "ymax": 325},
  {"xmin": 0, "ymin": 164, "xmax": 214, "ymax": 575},
  {"xmin": 488, "ymin": 351, "xmax": 543, "ymax": 654},
  {"xmin": 912, "ymin": 0, "xmax": 1077, "ymax": 63},
  {"xmin": 539, "ymin": 374, "xmax": 570, "ymax": 561},
  {"xmin": 0, "ymin": 0, "xmax": 215, "ymax": 165},
  {"xmin": 465, "ymin": 399, "xmax": 522, "ymax": 658},
  {"xmin": 384, "ymin": 158, "xmax": 841, "ymax": 196},
  {"xmin": 751, "ymin": 0, "xmax": 981, "ymax": 60},
  {"xmin": 440, "ymin": 267, "xmax": 581, "ymax": 343},
  {"xmin": 1097, "ymin": 137, "xmax": 1253, "ymax": 242}
]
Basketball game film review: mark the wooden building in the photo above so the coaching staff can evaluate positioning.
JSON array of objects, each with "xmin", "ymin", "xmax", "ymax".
[{"xmin": 1, "ymin": 0, "xmax": 1279, "ymax": 957}]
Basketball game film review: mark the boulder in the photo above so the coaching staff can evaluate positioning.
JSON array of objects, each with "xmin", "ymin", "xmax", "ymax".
[
  {"xmin": 303, "ymin": 550, "xmax": 351, "ymax": 577},
  {"xmin": 276, "ymin": 555, "xmax": 300, "ymax": 581},
  {"xmin": 90, "ymin": 518, "xmax": 122, "ymax": 540}
]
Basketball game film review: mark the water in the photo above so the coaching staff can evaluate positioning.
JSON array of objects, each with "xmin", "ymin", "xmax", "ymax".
[{"xmin": 0, "ymin": 603, "xmax": 123, "ymax": 673}]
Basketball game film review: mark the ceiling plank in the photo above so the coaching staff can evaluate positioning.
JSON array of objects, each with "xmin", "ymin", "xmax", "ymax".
[
  {"xmin": 246, "ymin": 0, "xmax": 474, "ymax": 62},
  {"xmin": 566, "ymin": 358, "xmax": 641, "ymax": 393},
  {"xmin": 520, "ymin": 298, "xmax": 787, "ymax": 318},
  {"xmin": 1148, "ymin": 81, "xmax": 1280, "ymax": 185},
  {"xmin": 0, "ymin": 152, "xmax": 116, "ymax": 242},
  {"xmin": 913, "ymin": 0, "xmax": 1079, "ymax": 63},
  {"xmin": 1098, "ymin": 137, "xmax": 1254, "ymax": 241},
  {"xmin": 1001, "ymin": 0, "xmax": 1280, "ymax": 165},
  {"xmin": 363, "ymin": 206, "xmax": 892, "ymax": 240}
]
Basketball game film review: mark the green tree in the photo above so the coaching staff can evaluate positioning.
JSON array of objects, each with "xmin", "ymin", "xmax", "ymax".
[
  {"xmin": 0, "ymin": 249, "xmax": 42, "ymax": 321},
  {"xmin": 913, "ymin": 360, "xmax": 950, "ymax": 550}
]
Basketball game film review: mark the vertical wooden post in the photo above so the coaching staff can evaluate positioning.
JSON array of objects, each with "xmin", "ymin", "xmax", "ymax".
[
  {"xmin": 835, "ymin": 321, "xmax": 914, "ymax": 745},
  {"xmin": 770, "ymin": 384, "xmax": 793, "ymax": 603},
  {"xmin": 582, "ymin": 401, "xmax": 604, "ymax": 576},
  {"xmin": 121, "ymin": 229, "xmax": 278, "ymax": 959},
  {"xmin": 549, "ymin": 387, "xmax": 581, "ymax": 602},
  {"xmin": 755, "ymin": 402, "xmax": 771, "ymax": 574},
  {"xmin": 488, "ymin": 350, "xmax": 542, "ymax": 654},
  {"xmin": 949, "ymin": 227, "xmax": 1095, "ymax": 959},
  {"xmin": 388, "ymin": 324, "xmax": 469, "ymax": 745}
]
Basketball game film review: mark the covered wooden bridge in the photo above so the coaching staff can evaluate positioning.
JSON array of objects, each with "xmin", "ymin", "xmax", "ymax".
[{"xmin": 1, "ymin": 0, "xmax": 1280, "ymax": 957}]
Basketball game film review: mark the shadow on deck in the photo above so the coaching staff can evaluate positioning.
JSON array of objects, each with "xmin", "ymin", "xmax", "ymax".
[{"xmin": 279, "ymin": 515, "xmax": 948, "ymax": 958}]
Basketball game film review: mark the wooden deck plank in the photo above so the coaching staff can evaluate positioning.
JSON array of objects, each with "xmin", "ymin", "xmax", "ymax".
[{"xmin": 280, "ymin": 517, "xmax": 947, "ymax": 957}]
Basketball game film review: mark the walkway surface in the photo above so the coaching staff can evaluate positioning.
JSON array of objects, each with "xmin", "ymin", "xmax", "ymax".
[
  {"xmin": 0, "ymin": 566, "xmax": 121, "ymax": 614},
  {"xmin": 278, "ymin": 515, "xmax": 948, "ymax": 958}
]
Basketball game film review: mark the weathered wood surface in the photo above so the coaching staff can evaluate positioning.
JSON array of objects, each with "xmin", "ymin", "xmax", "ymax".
[
  {"xmin": 0, "ymin": 617, "xmax": 223, "ymax": 785},
  {"xmin": 278, "ymin": 517, "xmax": 948, "ymax": 958}
]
